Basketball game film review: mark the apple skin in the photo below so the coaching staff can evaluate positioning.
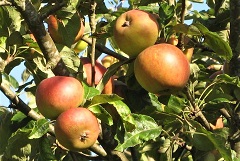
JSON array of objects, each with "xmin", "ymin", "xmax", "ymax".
[
  {"xmin": 47, "ymin": 15, "xmax": 84, "ymax": 44},
  {"xmin": 54, "ymin": 107, "xmax": 100, "ymax": 151},
  {"xmin": 80, "ymin": 57, "xmax": 114, "ymax": 94},
  {"xmin": 35, "ymin": 76, "xmax": 84, "ymax": 119},
  {"xmin": 113, "ymin": 9, "xmax": 159, "ymax": 57},
  {"xmin": 101, "ymin": 55, "xmax": 116, "ymax": 68},
  {"xmin": 134, "ymin": 43, "xmax": 190, "ymax": 94}
]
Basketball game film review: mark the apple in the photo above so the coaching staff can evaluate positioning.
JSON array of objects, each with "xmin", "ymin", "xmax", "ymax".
[
  {"xmin": 134, "ymin": 43, "xmax": 190, "ymax": 94},
  {"xmin": 47, "ymin": 15, "xmax": 84, "ymax": 44},
  {"xmin": 101, "ymin": 55, "xmax": 117, "ymax": 68},
  {"xmin": 74, "ymin": 39, "xmax": 88, "ymax": 53},
  {"xmin": 54, "ymin": 107, "xmax": 100, "ymax": 151},
  {"xmin": 35, "ymin": 76, "xmax": 84, "ymax": 119},
  {"xmin": 113, "ymin": 9, "xmax": 160, "ymax": 57},
  {"xmin": 80, "ymin": 57, "xmax": 114, "ymax": 94}
]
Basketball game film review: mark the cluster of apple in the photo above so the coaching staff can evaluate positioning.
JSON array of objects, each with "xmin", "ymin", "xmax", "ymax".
[
  {"xmin": 35, "ymin": 56, "xmax": 115, "ymax": 151},
  {"xmin": 113, "ymin": 9, "xmax": 191, "ymax": 94}
]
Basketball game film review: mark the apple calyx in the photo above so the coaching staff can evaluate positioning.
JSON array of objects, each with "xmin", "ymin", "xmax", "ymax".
[{"xmin": 122, "ymin": 21, "xmax": 130, "ymax": 27}]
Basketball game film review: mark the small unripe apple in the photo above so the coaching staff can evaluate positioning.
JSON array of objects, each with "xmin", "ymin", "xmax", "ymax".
[
  {"xmin": 80, "ymin": 57, "xmax": 114, "ymax": 94},
  {"xmin": 74, "ymin": 40, "xmax": 88, "ymax": 53},
  {"xmin": 35, "ymin": 76, "xmax": 84, "ymax": 119},
  {"xmin": 113, "ymin": 9, "xmax": 160, "ymax": 57},
  {"xmin": 101, "ymin": 55, "xmax": 117, "ymax": 68},
  {"xmin": 54, "ymin": 107, "xmax": 100, "ymax": 151},
  {"xmin": 47, "ymin": 15, "xmax": 84, "ymax": 44},
  {"xmin": 134, "ymin": 43, "xmax": 190, "ymax": 94}
]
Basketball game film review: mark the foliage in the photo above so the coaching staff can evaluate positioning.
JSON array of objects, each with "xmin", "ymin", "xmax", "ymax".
[{"xmin": 0, "ymin": 0, "xmax": 239, "ymax": 161}]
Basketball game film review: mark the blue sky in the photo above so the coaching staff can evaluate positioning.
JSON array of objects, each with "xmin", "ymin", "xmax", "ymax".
[{"xmin": 0, "ymin": 1, "xmax": 209, "ymax": 107}]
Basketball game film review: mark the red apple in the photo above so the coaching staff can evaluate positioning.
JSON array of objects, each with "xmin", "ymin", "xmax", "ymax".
[
  {"xmin": 54, "ymin": 107, "xmax": 100, "ymax": 151},
  {"xmin": 47, "ymin": 15, "xmax": 84, "ymax": 44},
  {"xmin": 134, "ymin": 43, "xmax": 190, "ymax": 94},
  {"xmin": 80, "ymin": 57, "xmax": 114, "ymax": 94},
  {"xmin": 113, "ymin": 9, "xmax": 160, "ymax": 57},
  {"xmin": 35, "ymin": 76, "xmax": 84, "ymax": 119}
]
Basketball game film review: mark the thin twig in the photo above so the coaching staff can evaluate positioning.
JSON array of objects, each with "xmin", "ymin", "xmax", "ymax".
[
  {"xmin": 82, "ymin": 36, "xmax": 128, "ymax": 61},
  {"xmin": 40, "ymin": 2, "xmax": 66, "ymax": 21},
  {"xmin": 177, "ymin": 0, "xmax": 187, "ymax": 50},
  {"xmin": 89, "ymin": 0, "xmax": 97, "ymax": 87}
]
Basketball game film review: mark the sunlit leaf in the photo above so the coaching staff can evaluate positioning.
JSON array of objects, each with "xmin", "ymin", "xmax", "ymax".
[
  {"xmin": 88, "ymin": 104, "xmax": 113, "ymax": 126},
  {"xmin": 28, "ymin": 119, "xmax": 49, "ymax": 139},
  {"xmin": 115, "ymin": 114, "xmax": 162, "ymax": 152}
]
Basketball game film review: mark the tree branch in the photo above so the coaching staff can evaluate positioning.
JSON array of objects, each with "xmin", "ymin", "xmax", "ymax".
[
  {"xmin": 10, "ymin": 0, "xmax": 69, "ymax": 76},
  {"xmin": 82, "ymin": 36, "xmax": 128, "ymax": 61}
]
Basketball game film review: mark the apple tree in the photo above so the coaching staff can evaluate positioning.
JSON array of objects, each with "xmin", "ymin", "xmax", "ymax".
[{"xmin": 0, "ymin": 0, "xmax": 239, "ymax": 161}]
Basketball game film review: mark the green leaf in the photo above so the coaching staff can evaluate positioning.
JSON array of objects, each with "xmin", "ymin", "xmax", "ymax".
[
  {"xmin": 11, "ymin": 111, "xmax": 27, "ymax": 123},
  {"xmin": 172, "ymin": 24, "xmax": 202, "ymax": 35},
  {"xmin": 190, "ymin": 120, "xmax": 232, "ymax": 161},
  {"xmin": 2, "ymin": 72, "xmax": 19, "ymax": 89},
  {"xmin": 115, "ymin": 114, "xmax": 162, "ymax": 152},
  {"xmin": 83, "ymin": 82, "xmax": 101, "ymax": 100},
  {"xmin": 57, "ymin": 44, "xmax": 81, "ymax": 74},
  {"xmin": 0, "ymin": 109, "xmax": 13, "ymax": 155},
  {"xmin": 193, "ymin": 23, "xmax": 233, "ymax": 62},
  {"xmin": 165, "ymin": 95, "xmax": 186, "ymax": 114},
  {"xmin": 89, "ymin": 94, "xmax": 135, "ymax": 131},
  {"xmin": 88, "ymin": 104, "xmax": 113, "ymax": 126},
  {"xmin": 38, "ymin": 136, "xmax": 57, "ymax": 161},
  {"xmin": 4, "ymin": 125, "xmax": 39, "ymax": 160},
  {"xmin": 28, "ymin": 119, "xmax": 49, "ymax": 139}
]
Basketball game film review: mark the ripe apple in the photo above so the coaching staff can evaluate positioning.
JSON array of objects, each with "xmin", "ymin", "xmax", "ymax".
[
  {"xmin": 35, "ymin": 76, "xmax": 84, "ymax": 119},
  {"xmin": 134, "ymin": 43, "xmax": 190, "ymax": 94},
  {"xmin": 54, "ymin": 107, "xmax": 100, "ymax": 151},
  {"xmin": 74, "ymin": 39, "xmax": 88, "ymax": 53},
  {"xmin": 113, "ymin": 9, "xmax": 160, "ymax": 57},
  {"xmin": 80, "ymin": 57, "xmax": 114, "ymax": 94},
  {"xmin": 47, "ymin": 15, "xmax": 84, "ymax": 44}
]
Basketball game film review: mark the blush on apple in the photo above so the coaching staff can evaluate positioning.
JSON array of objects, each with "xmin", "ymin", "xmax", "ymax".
[
  {"xmin": 35, "ymin": 76, "xmax": 84, "ymax": 119},
  {"xmin": 134, "ymin": 43, "xmax": 190, "ymax": 94}
]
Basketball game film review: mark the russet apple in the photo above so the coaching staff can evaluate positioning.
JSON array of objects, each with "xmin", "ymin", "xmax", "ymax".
[
  {"xmin": 80, "ymin": 57, "xmax": 114, "ymax": 94},
  {"xmin": 35, "ymin": 76, "xmax": 84, "ymax": 119},
  {"xmin": 47, "ymin": 15, "xmax": 84, "ymax": 44},
  {"xmin": 113, "ymin": 9, "xmax": 160, "ymax": 57},
  {"xmin": 134, "ymin": 43, "xmax": 190, "ymax": 94},
  {"xmin": 54, "ymin": 107, "xmax": 100, "ymax": 151}
]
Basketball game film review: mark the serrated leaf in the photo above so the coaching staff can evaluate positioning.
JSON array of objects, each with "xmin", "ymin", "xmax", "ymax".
[
  {"xmin": 11, "ymin": 111, "xmax": 27, "ymax": 123},
  {"xmin": 88, "ymin": 104, "xmax": 113, "ymax": 126},
  {"xmin": 83, "ymin": 82, "xmax": 101, "ymax": 100},
  {"xmin": 28, "ymin": 119, "xmax": 50, "ymax": 139},
  {"xmin": 38, "ymin": 136, "xmax": 57, "ymax": 161},
  {"xmin": 2, "ymin": 72, "xmax": 19, "ymax": 89},
  {"xmin": 165, "ymin": 95, "xmax": 186, "ymax": 114},
  {"xmin": 0, "ymin": 110, "xmax": 13, "ymax": 155},
  {"xmin": 173, "ymin": 24, "xmax": 202, "ymax": 35},
  {"xmin": 89, "ymin": 94, "xmax": 135, "ymax": 131},
  {"xmin": 115, "ymin": 114, "xmax": 162, "ymax": 152},
  {"xmin": 193, "ymin": 23, "xmax": 232, "ymax": 62},
  {"xmin": 190, "ymin": 120, "xmax": 232, "ymax": 161},
  {"xmin": 57, "ymin": 44, "xmax": 80, "ymax": 73},
  {"xmin": 4, "ymin": 125, "xmax": 39, "ymax": 160}
]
